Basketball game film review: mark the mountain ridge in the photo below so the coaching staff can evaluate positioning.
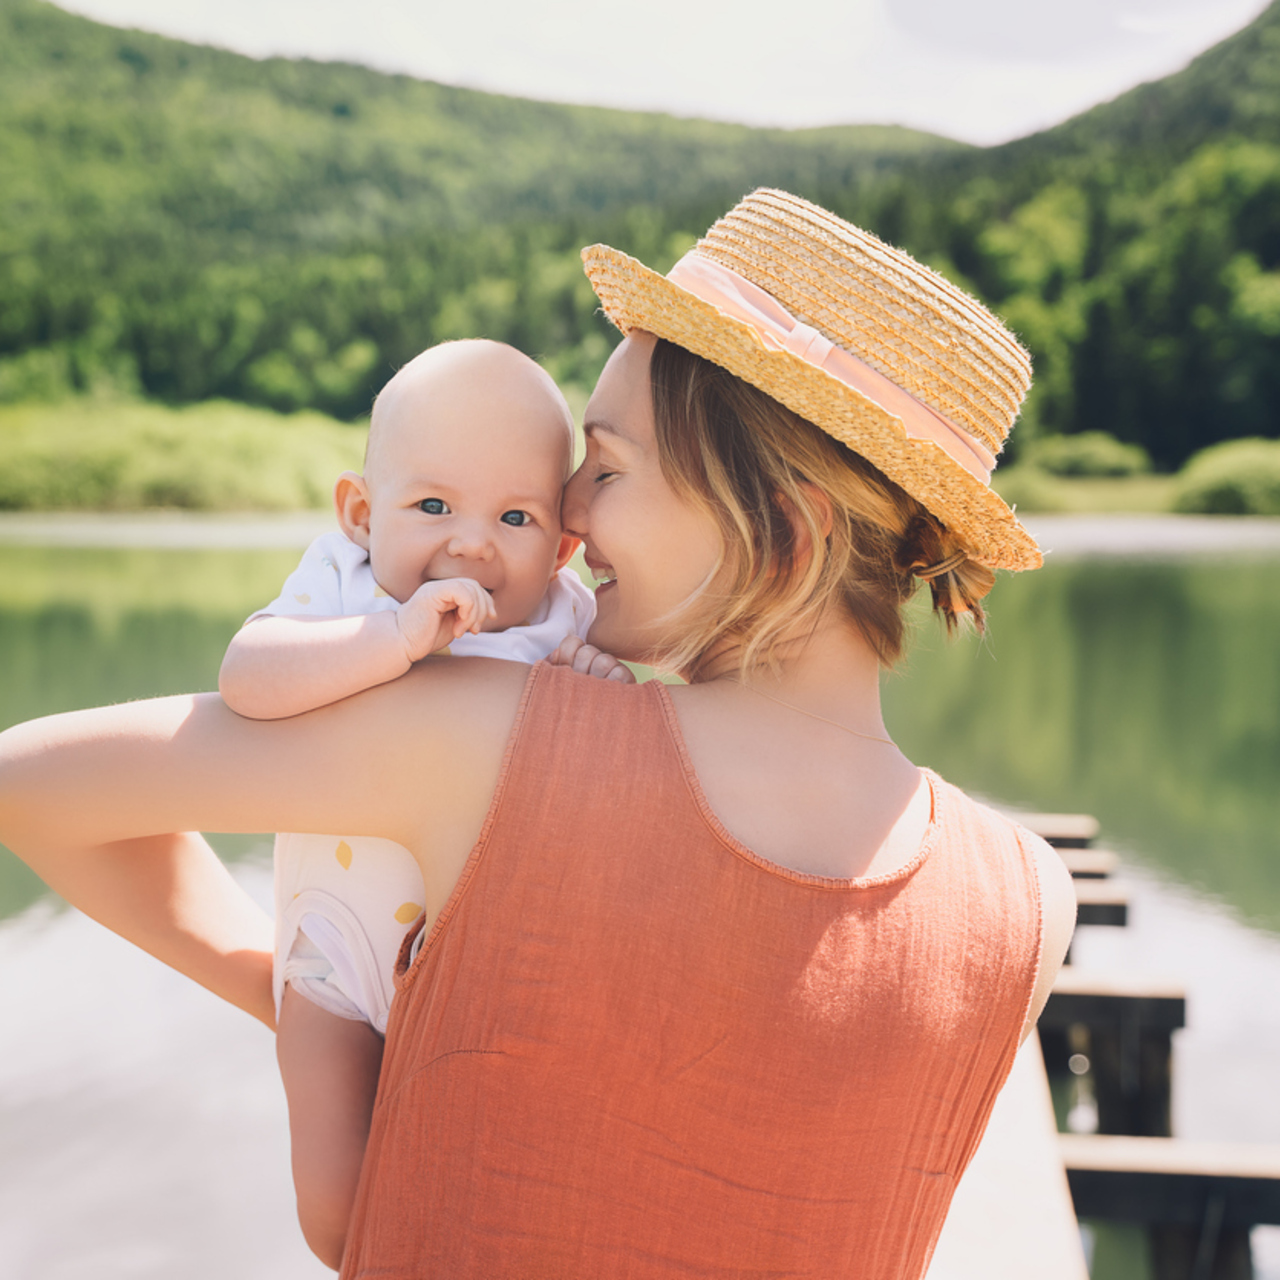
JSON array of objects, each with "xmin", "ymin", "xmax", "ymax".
[{"xmin": 2, "ymin": 0, "xmax": 1278, "ymax": 466}]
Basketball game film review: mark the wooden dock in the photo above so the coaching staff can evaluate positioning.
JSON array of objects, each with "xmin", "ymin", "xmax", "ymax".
[
  {"xmin": 926, "ymin": 811, "xmax": 1280, "ymax": 1278},
  {"xmin": 1023, "ymin": 811, "xmax": 1280, "ymax": 1279}
]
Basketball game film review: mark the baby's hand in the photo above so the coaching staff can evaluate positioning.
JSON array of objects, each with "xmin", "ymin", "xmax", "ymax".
[
  {"xmin": 548, "ymin": 634, "xmax": 636, "ymax": 683},
  {"xmin": 396, "ymin": 578, "xmax": 496, "ymax": 662}
]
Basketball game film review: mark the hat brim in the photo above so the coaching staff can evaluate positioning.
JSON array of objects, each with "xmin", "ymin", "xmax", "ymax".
[{"xmin": 582, "ymin": 244, "xmax": 1041, "ymax": 572}]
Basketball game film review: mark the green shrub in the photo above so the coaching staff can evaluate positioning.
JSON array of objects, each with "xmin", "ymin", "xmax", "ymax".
[
  {"xmin": 0, "ymin": 400, "xmax": 365, "ymax": 511},
  {"xmin": 1173, "ymin": 438, "xmax": 1280, "ymax": 514},
  {"xmin": 1022, "ymin": 432, "xmax": 1152, "ymax": 478},
  {"xmin": 990, "ymin": 464, "xmax": 1177, "ymax": 514},
  {"xmin": 989, "ymin": 465, "xmax": 1069, "ymax": 514}
]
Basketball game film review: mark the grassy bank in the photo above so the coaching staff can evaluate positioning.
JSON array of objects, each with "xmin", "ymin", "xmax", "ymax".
[
  {"xmin": 0, "ymin": 399, "xmax": 365, "ymax": 511},
  {"xmin": 5, "ymin": 397, "xmax": 1278, "ymax": 516}
]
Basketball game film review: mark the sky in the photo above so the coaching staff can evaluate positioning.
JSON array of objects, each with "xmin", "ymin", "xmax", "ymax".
[{"xmin": 53, "ymin": 0, "xmax": 1273, "ymax": 146}]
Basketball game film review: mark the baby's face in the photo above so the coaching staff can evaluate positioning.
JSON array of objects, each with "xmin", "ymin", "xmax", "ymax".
[{"xmin": 359, "ymin": 343, "xmax": 573, "ymax": 631}]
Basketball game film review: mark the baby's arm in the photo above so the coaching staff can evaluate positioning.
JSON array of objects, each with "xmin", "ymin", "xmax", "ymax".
[{"xmin": 220, "ymin": 578, "xmax": 496, "ymax": 720}]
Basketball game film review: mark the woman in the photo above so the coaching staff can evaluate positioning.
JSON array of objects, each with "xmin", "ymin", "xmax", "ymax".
[{"xmin": 0, "ymin": 190, "xmax": 1075, "ymax": 1278}]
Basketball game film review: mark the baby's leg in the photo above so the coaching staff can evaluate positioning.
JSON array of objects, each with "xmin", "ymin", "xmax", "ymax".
[{"xmin": 277, "ymin": 984, "xmax": 384, "ymax": 1271}]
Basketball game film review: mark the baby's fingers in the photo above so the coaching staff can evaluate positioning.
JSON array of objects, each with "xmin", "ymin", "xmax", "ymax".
[
  {"xmin": 452, "ymin": 582, "xmax": 497, "ymax": 636},
  {"xmin": 564, "ymin": 639, "xmax": 634, "ymax": 683},
  {"xmin": 548, "ymin": 635, "xmax": 587, "ymax": 667}
]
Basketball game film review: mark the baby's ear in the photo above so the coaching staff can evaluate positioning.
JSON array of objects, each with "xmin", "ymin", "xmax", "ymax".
[
  {"xmin": 553, "ymin": 533, "xmax": 580, "ymax": 573},
  {"xmin": 334, "ymin": 472, "xmax": 373, "ymax": 550}
]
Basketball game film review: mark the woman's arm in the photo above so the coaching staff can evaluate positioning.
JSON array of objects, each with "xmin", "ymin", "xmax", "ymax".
[
  {"xmin": 0, "ymin": 658, "xmax": 528, "ymax": 1011},
  {"xmin": 29, "ymin": 832, "xmax": 278, "ymax": 1027},
  {"xmin": 1019, "ymin": 835, "xmax": 1077, "ymax": 1042},
  {"xmin": 220, "ymin": 579, "xmax": 498, "ymax": 720}
]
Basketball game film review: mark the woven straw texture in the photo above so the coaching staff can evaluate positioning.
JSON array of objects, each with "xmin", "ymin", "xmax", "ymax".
[{"xmin": 581, "ymin": 189, "xmax": 1041, "ymax": 571}]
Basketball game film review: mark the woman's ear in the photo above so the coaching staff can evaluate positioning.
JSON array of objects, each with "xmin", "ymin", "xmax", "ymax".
[
  {"xmin": 798, "ymin": 482, "xmax": 835, "ymax": 540},
  {"xmin": 776, "ymin": 482, "xmax": 834, "ymax": 564},
  {"xmin": 334, "ymin": 472, "xmax": 373, "ymax": 550}
]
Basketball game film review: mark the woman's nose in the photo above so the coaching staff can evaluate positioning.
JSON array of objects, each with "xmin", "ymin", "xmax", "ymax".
[{"xmin": 561, "ymin": 463, "xmax": 590, "ymax": 539}]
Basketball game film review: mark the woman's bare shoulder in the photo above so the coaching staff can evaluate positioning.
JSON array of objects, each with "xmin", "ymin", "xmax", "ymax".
[
  {"xmin": 0, "ymin": 656, "xmax": 538, "ymax": 858},
  {"xmin": 384, "ymin": 654, "xmax": 535, "ymax": 732},
  {"xmin": 284, "ymin": 654, "xmax": 536, "ymax": 833}
]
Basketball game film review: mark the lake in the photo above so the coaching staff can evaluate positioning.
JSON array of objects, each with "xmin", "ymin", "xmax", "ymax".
[{"xmin": 1, "ymin": 514, "xmax": 1278, "ymax": 1278}]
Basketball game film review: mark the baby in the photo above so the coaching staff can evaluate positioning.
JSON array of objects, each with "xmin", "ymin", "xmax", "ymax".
[{"xmin": 219, "ymin": 339, "xmax": 627, "ymax": 1266}]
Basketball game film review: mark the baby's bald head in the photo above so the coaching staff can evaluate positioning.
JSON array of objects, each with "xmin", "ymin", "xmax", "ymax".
[
  {"xmin": 341, "ymin": 339, "xmax": 578, "ymax": 624},
  {"xmin": 365, "ymin": 340, "xmax": 574, "ymax": 494}
]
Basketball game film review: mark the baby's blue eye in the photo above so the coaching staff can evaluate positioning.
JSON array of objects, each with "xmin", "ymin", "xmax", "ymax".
[
  {"xmin": 418, "ymin": 498, "xmax": 449, "ymax": 515},
  {"xmin": 500, "ymin": 510, "xmax": 532, "ymax": 527}
]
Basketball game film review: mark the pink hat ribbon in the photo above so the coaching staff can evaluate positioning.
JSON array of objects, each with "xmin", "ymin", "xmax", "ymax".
[{"xmin": 666, "ymin": 253, "xmax": 996, "ymax": 483}]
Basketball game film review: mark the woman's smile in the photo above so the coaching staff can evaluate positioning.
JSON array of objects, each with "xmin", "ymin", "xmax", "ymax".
[
  {"xmin": 563, "ymin": 333, "xmax": 723, "ymax": 665},
  {"xmin": 583, "ymin": 552, "xmax": 617, "ymax": 588}
]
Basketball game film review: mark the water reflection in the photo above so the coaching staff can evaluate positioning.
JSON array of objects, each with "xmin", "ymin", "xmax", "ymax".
[
  {"xmin": 2, "ymin": 545, "xmax": 1278, "ymax": 935},
  {"xmin": 884, "ymin": 556, "xmax": 1280, "ymax": 935},
  {"xmin": 0, "ymin": 545, "xmax": 301, "ymax": 919}
]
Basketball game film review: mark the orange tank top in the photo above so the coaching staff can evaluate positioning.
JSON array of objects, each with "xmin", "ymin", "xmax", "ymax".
[{"xmin": 341, "ymin": 663, "xmax": 1045, "ymax": 1279}]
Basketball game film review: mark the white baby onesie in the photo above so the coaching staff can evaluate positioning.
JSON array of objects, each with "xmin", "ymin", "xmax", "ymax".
[{"xmin": 251, "ymin": 530, "xmax": 596, "ymax": 1033}]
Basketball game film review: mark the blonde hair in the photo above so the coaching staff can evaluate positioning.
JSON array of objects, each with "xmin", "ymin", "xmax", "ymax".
[{"xmin": 648, "ymin": 339, "xmax": 995, "ymax": 678}]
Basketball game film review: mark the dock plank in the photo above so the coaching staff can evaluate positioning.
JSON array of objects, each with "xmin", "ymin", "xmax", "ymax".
[
  {"xmin": 926, "ymin": 1037, "xmax": 1088, "ymax": 1280},
  {"xmin": 1062, "ymin": 1134, "xmax": 1280, "ymax": 1227},
  {"xmin": 1059, "ymin": 848, "xmax": 1119, "ymax": 879},
  {"xmin": 1018, "ymin": 814, "xmax": 1100, "ymax": 848},
  {"xmin": 1073, "ymin": 879, "xmax": 1130, "ymax": 927},
  {"xmin": 1042, "ymin": 969, "xmax": 1185, "ymax": 1032}
]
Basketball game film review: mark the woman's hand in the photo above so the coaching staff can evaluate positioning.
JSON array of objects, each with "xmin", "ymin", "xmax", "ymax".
[{"xmin": 548, "ymin": 635, "xmax": 636, "ymax": 683}]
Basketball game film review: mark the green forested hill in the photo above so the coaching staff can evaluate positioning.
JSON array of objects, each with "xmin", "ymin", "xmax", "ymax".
[
  {"xmin": 0, "ymin": 0, "xmax": 952, "ymax": 245},
  {"xmin": 999, "ymin": 1, "xmax": 1280, "ymax": 173},
  {"xmin": 821, "ymin": 1, "xmax": 1280, "ymax": 467},
  {"xmin": 2, "ymin": 0, "xmax": 1279, "ymax": 471},
  {"xmin": 0, "ymin": 0, "xmax": 956, "ymax": 417}
]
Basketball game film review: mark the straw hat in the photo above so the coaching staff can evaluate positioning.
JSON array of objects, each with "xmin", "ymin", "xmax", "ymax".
[{"xmin": 580, "ymin": 188, "xmax": 1040, "ymax": 571}]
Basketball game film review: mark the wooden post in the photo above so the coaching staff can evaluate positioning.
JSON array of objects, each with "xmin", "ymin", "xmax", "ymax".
[
  {"xmin": 1039, "ymin": 972, "xmax": 1185, "ymax": 1140},
  {"xmin": 1149, "ymin": 1220, "xmax": 1252, "ymax": 1280},
  {"xmin": 1090, "ymin": 1023, "xmax": 1174, "ymax": 1138}
]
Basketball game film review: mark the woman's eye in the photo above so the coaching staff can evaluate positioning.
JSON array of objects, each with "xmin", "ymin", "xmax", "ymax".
[
  {"xmin": 500, "ymin": 510, "xmax": 532, "ymax": 527},
  {"xmin": 418, "ymin": 498, "xmax": 449, "ymax": 515},
  {"xmin": 594, "ymin": 470, "xmax": 618, "ymax": 484}
]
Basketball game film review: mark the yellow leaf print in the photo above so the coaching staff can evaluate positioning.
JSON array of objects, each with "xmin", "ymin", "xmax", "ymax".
[
  {"xmin": 335, "ymin": 840, "xmax": 353, "ymax": 869},
  {"xmin": 373, "ymin": 585, "xmax": 390, "ymax": 598},
  {"xmin": 395, "ymin": 902, "xmax": 423, "ymax": 924},
  {"xmin": 293, "ymin": 593, "xmax": 312, "ymax": 605}
]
